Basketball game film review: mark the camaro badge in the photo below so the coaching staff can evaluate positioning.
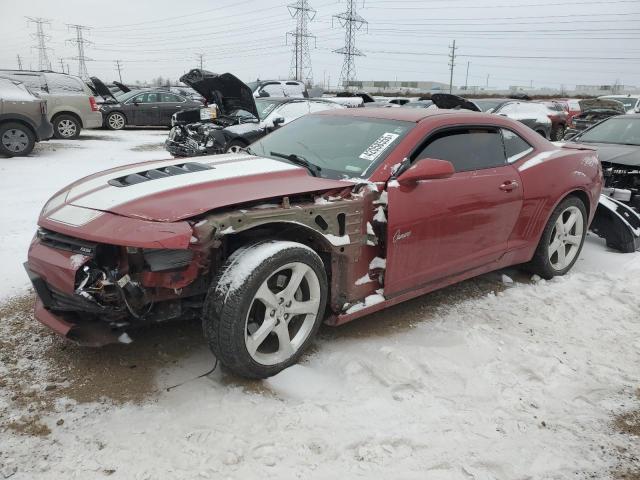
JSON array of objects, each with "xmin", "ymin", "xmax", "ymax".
[{"xmin": 393, "ymin": 230, "xmax": 412, "ymax": 244}]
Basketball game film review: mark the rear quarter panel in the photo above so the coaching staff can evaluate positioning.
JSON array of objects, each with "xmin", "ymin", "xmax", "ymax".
[{"xmin": 506, "ymin": 145, "xmax": 601, "ymax": 262}]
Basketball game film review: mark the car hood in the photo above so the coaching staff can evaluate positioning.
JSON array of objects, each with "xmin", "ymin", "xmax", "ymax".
[
  {"xmin": 40, "ymin": 154, "xmax": 354, "ymax": 223},
  {"xmin": 579, "ymin": 142, "xmax": 640, "ymax": 167},
  {"xmin": 430, "ymin": 93, "xmax": 481, "ymax": 112},
  {"xmin": 113, "ymin": 81, "xmax": 131, "ymax": 93},
  {"xmin": 89, "ymin": 76, "xmax": 118, "ymax": 103},
  {"xmin": 179, "ymin": 69, "xmax": 258, "ymax": 118},
  {"xmin": 579, "ymin": 98, "xmax": 626, "ymax": 114}
]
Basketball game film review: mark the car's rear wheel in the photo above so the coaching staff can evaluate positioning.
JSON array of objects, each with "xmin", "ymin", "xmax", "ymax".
[
  {"xmin": 53, "ymin": 114, "xmax": 81, "ymax": 139},
  {"xmin": 528, "ymin": 196, "xmax": 587, "ymax": 279},
  {"xmin": 0, "ymin": 122, "xmax": 35, "ymax": 157},
  {"xmin": 106, "ymin": 112, "xmax": 126, "ymax": 130},
  {"xmin": 225, "ymin": 139, "xmax": 248, "ymax": 154},
  {"xmin": 203, "ymin": 241, "xmax": 327, "ymax": 379}
]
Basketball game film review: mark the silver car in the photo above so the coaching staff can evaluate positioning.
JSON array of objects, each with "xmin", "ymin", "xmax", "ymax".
[
  {"xmin": 0, "ymin": 70, "xmax": 102, "ymax": 139},
  {"xmin": 0, "ymin": 77, "xmax": 53, "ymax": 156}
]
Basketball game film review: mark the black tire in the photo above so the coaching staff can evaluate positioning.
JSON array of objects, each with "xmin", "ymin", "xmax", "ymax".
[
  {"xmin": 203, "ymin": 241, "xmax": 328, "ymax": 379},
  {"xmin": 105, "ymin": 112, "xmax": 126, "ymax": 130},
  {"xmin": 52, "ymin": 114, "xmax": 81, "ymax": 139},
  {"xmin": 225, "ymin": 139, "xmax": 248, "ymax": 154},
  {"xmin": 527, "ymin": 196, "xmax": 587, "ymax": 280},
  {"xmin": 0, "ymin": 122, "xmax": 36, "ymax": 157},
  {"xmin": 550, "ymin": 124, "xmax": 565, "ymax": 142}
]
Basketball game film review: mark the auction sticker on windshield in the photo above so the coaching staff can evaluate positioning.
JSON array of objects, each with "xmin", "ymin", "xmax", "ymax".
[{"xmin": 359, "ymin": 133, "xmax": 400, "ymax": 162}]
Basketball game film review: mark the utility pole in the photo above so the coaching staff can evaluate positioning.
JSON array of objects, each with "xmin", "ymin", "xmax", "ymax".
[
  {"xmin": 333, "ymin": 0, "xmax": 367, "ymax": 89},
  {"xmin": 115, "ymin": 60, "xmax": 123, "ymax": 82},
  {"xmin": 26, "ymin": 17, "xmax": 52, "ymax": 70},
  {"xmin": 59, "ymin": 57, "xmax": 65, "ymax": 73},
  {"xmin": 287, "ymin": 0, "xmax": 316, "ymax": 83},
  {"xmin": 196, "ymin": 53, "xmax": 205, "ymax": 70},
  {"xmin": 66, "ymin": 24, "xmax": 93, "ymax": 79},
  {"xmin": 464, "ymin": 60, "xmax": 470, "ymax": 90},
  {"xmin": 16, "ymin": 54, "xmax": 23, "ymax": 70},
  {"xmin": 486, "ymin": 74, "xmax": 490, "ymax": 88},
  {"xmin": 448, "ymin": 39, "xmax": 457, "ymax": 94}
]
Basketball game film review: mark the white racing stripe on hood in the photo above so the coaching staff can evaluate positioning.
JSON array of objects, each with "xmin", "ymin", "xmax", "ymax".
[
  {"xmin": 48, "ymin": 204, "xmax": 105, "ymax": 227},
  {"xmin": 66, "ymin": 154, "xmax": 254, "ymax": 202},
  {"xmin": 70, "ymin": 157, "xmax": 300, "ymax": 212}
]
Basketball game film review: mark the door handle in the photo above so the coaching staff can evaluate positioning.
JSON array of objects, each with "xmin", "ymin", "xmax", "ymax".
[
  {"xmin": 499, "ymin": 180, "xmax": 519, "ymax": 192},
  {"xmin": 151, "ymin": 106, "xmax": 158, "ymax": 109}
]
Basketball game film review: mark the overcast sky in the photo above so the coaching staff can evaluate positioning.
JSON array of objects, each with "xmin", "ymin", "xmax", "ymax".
[{"xmin": 1, "ymin": 0, "xmax": 638, "ymax": 89}]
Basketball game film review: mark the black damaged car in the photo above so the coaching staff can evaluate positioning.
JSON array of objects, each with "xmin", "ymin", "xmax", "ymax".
[{"xmin": 164, "ymin": 69, "xmax": 343, "ymax": 157}]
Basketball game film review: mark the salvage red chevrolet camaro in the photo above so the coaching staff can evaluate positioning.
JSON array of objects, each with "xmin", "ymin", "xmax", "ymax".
[{"xmin": 25, "ymin": 108, "xmax": 602, "ymax": 378}]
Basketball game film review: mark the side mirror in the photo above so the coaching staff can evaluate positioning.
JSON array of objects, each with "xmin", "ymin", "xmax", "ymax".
[
  {"xmin": 272, "ymin": 116, "xmax": 285, "ymax": 127},
  {"xmin": 396, "ymin": 159, "xmax": 455, "ymax": 186},
  {"xmin": 258, "ymin": 90, "xmax": 270, "ymax": 98},
  {"xmin": 133, "ymin": 101, "xmax": 140, "ymax": 106}
]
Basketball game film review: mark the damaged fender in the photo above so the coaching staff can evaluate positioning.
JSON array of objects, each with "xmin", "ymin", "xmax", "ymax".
[{"xmin": 590, "ymin": 194, "xmax": 640, "ymax": 253}]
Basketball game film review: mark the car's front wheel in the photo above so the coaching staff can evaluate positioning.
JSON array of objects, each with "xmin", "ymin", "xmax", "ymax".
[
  {"xmin": 203, "ymin": 241, "xmax": 328, "ymax": 379},
  {"xmin": 53, "ymin": 114, "xmax": 81, "ymax": 139},
  {"xmin": 528, "ymin": 196, "xmax": 587, "ymax": 279},
  {"xmin": 0, "ymin": 122, "xmax": 35, "ymax": 157},
  {"xmin": 225, "ymin": 139, "xmax": 248, "ymax": 154},
  {"xmin": 550, "ymin": 124, "xmax": 565, "ymax": 142},
  {"xmin": 106, "ymin": 112, "xmax": 126, "ymax": 130}
]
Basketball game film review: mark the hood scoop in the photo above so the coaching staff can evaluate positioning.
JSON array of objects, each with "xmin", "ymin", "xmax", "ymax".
[{"xmin": 108, "ymin": 162, "xmax": 212, "ymax": 187}]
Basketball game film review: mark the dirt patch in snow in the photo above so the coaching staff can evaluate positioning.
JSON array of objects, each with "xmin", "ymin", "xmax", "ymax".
[
  {"xmin": 130, "ymin": 143, "xmax": 165, "ymax": 152},
  {"xmin": 0, "ymin": 293, "xmax": 207, "ymax": 437},
  {"xmin": 613, "ymin": 389, "xmax": 640, "ymax": 479}
]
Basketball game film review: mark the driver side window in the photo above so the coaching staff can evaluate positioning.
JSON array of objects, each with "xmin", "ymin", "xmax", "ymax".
[{"xmin": 415, "ymin": 127, "xmax": 507, "ymax": 172}]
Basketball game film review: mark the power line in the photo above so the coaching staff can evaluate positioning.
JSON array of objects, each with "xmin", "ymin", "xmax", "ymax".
[
  {"xmin": 333, "ymin": 0, "xmax": 368, "ymax": 88},
  {"xmin": 448, "ymin": 39, "xmax": 457, "ymax": 93},
  {"xmin": 287, "ymin": 0, "xmax": 316, "ymax": 83},
  {"xmin": 26, "ymin": 17, "xmax": 52, "ymax": 70},
  {"xmin": 66, "ymin": 24, "xmax": 93, "ymax": 79}
]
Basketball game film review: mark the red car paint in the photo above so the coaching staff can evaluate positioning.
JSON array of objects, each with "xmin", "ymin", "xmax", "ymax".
[{"xmin": 25, "ymin": 108, "xmax": 602, "ymax": 343}]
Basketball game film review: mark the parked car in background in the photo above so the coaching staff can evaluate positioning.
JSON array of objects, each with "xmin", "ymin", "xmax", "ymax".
[
  {"xmin": 0, "ymin": 70, "xmax": 101, "ymax": 139},
  {"xmin": 401, "ymin": 99, "xmax": 434, "ymax": 109},
  {"xmin": 468, "ymin": 98, "xmax": 511, "ymax": 112},
  {"xmin": 564, "ymin": 98, "xmax": 626, "ymax": 139},
  {"xmin": 90, "ymin": 76, "xmax": 202, "ymax": 129},
  {"xmin": 0, "ymin": 76, "xmax": 53, "ymax": 156},
  {"xmin": 432, "ymin": 94, "xmax": 552, "ymax": 138},
  {"xmin": 246, "ymin": 79, "xmax": 307, "ymax": 98},
  {"xmin": 599, "ymin": 95, "xmax": 640, "ymax": 114},
  {"xmin": 535, "ymin": 101, "xmax": 569, "ymax": 140},
  {"xmin": 25, "ymin": 107, "xmax": 601, "ymax": 378},
  {"xmin": 165, "ymin": 69, "xmax": 344, "ymax": 156},
  {"xmin": 566, "ymin": 115, "xmax": 640, "ymax": 252}
]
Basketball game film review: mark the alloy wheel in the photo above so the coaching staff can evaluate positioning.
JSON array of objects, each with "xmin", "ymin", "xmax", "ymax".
[
  {"xmin": 1, "ymin": 129, "xmax": 29, "ymax": 153},
  {"xmin": 108, "ymin": 113, "xmax": 125, "ymax": 129},
  {"xmin": 244, "ymin": 262, "xmax": 321, "ymax": 366},
  {"xmin": 57, "ymin": 119, "xmax": 77, "ymax": 138},
  {"xmin": 548, "ymin": 205, "xmax": 584, "ymax": 270}
]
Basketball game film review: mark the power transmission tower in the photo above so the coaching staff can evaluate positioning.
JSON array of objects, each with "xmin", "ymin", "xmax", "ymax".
[
  {"xmin": 287, "ymin": 0, "xmax": 316, "ymax": 84},
  {"xmin": 448, "ymin": 40, "xmax": 457, "ymax": 94},
  {"xmin": 26, "ymin": 17, "xmax": 52, "ymax": 71},
  {"xmin": 196, "ymin": 53, "xmax": 205, "ymax": 70},
  {"xmin": 333, "ymin": 0, "xmax": 367, "ymax": 89},
  {"xmin": 115, "ymin": 60, "xmax": 123, "ymax": 82},
  {"xmin": 66, "ymin": 24, "xmax": 93, "ymax": 79},
  {"xmin": 16, "ymin": 55, "xmax": 23, "ymax": 70}
]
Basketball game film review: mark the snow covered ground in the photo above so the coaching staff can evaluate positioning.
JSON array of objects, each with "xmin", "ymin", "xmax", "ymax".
[{"xmin": 0, "ymin": 130, "xmax": 639, "ymax": 479}]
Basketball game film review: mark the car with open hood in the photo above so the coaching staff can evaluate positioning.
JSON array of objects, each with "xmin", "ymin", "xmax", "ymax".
[
  {"xmin": 90, "ymin": 76, "xmax": 202, "ymax": 130},
  {"xmin": 598, "ymin": 95, "xmax": 640, "ymax": 115},
  {"xmin": 564, "ymin": 98, "xmax": 626, "ymax": 139},
  {"xmin": 25, "ymin": 107, "xmax": 601, "ymax": 378},
  {"xmin": 164, "ymin": 69, "xmax": 344, "ymax": 156}
]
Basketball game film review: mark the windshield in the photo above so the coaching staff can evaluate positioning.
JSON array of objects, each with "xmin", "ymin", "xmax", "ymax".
[
  {"xmin": 578, "ymin": 117, "xmax": 640, "ymax": 146},
  {"xmin": 116, "ymin": 90, "xmax": 140, "ymax": 102},
  {"xmin": 249, "ymin": 114, "xmax": 413, "ymax": 179},
  {"xmin": 470, "ymin": 99, "xmax": 505, "ymax": 112},
  {"xmin": 255, "ymin": 99, "xmax": 281, "ymax": 120},
  {"xmin": 600, "ymin": 96, "xmax": 638, "ymax": 110}
]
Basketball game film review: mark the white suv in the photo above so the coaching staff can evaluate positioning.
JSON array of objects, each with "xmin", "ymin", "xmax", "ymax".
[{"xmin": 0, "ymin": 70, "xmax": 102, "ymax": 139}]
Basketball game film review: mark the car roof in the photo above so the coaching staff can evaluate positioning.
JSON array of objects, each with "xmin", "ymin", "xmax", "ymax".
[
  {"xmin": 600, "ymin": 94, "xmax": 639, "ymax": 98},
  {"xmin": 314, "ymin": 106, "xmax": 497, "ymax": 123}
]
